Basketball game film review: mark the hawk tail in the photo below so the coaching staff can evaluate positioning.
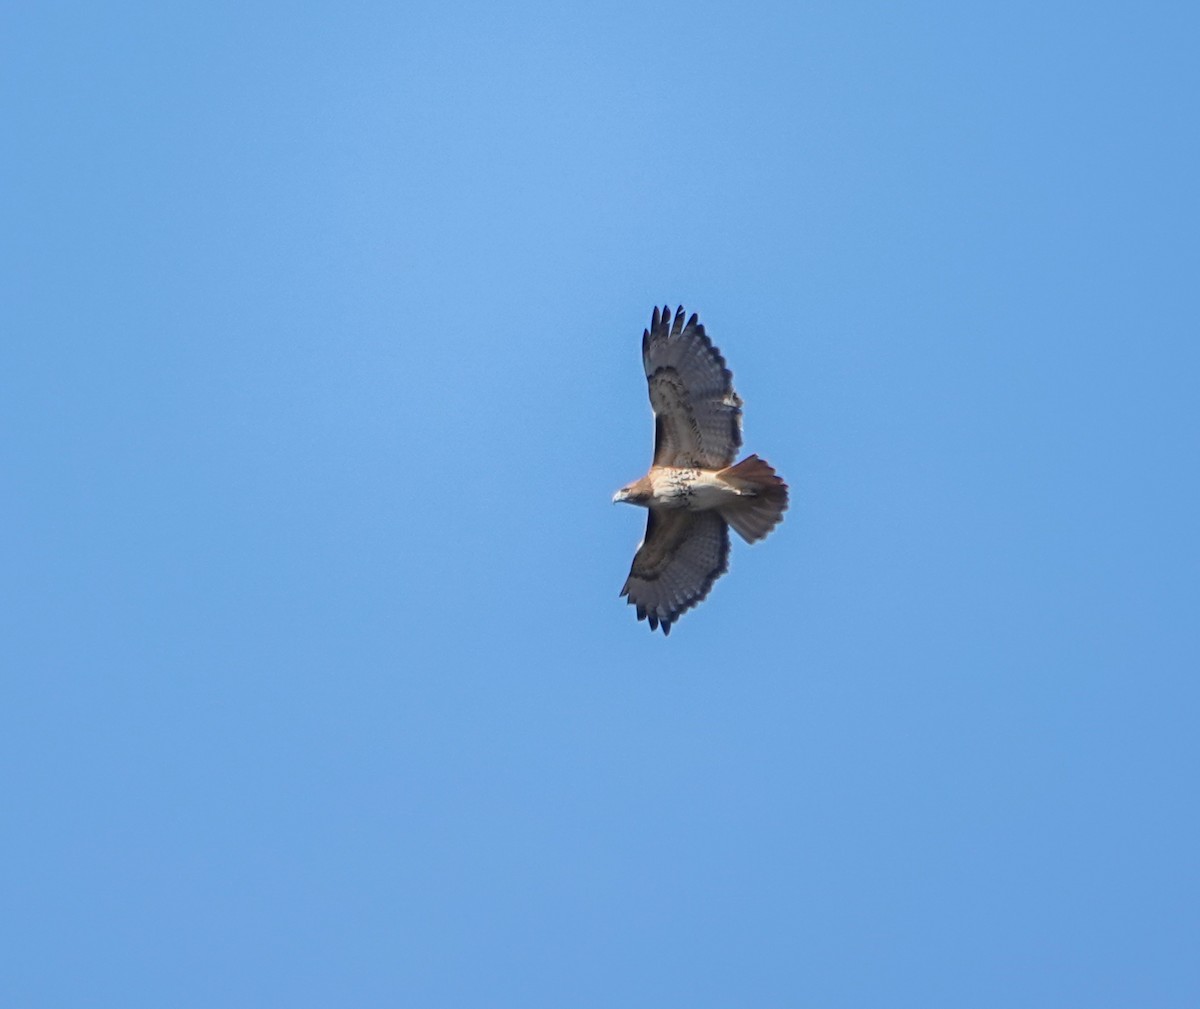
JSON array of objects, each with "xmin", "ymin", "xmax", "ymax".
[{"xmin": 718, "ymin": 455, "xmax": 789, "ymax": 544}]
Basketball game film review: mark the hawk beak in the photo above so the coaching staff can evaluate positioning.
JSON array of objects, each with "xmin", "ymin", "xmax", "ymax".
[{"xmin": 612, "ymin": 489, "xmax": 627, "ymax": 504}]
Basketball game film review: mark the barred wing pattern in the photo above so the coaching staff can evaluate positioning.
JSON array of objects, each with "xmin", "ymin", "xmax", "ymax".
[
  {"xmin": 643, "ymin": 306, "xmax": 743, "ymax": 468},
  {"xmin": 620, "ymin": 510, "xmax": 730, "ymax": 636}
]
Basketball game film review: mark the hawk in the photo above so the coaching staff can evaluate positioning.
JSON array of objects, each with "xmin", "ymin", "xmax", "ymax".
[{"xmin": 614, "ymin": 306, "xmax": 788, "ymax": 635}]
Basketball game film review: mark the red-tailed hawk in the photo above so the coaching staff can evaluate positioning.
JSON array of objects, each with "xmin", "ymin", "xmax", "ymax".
[{"xmin": 614, "ymin": 306, "xmax": 788, "ymax": 635}]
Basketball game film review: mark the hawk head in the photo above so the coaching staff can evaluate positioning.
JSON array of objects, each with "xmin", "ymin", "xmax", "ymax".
[{"xmin": 613, "ymin": 478, "xmax": 652, "ymax": 506}]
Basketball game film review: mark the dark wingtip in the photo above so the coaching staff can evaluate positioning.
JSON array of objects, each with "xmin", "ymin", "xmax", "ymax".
[{"xmin": 662, "ymin": 621, "xmax": 672, "ymax": 636}]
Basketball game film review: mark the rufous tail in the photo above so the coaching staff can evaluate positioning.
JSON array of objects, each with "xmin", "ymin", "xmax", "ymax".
[{"xmin": 718, "ymin": 454, "xmax": 789, "ymax": 544}]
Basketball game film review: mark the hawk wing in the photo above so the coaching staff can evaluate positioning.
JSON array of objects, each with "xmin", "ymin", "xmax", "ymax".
[
  {"xmin": 620, "ymin": 509, "xmax": 730, "ymax": 635},
  {"xmin": 643, "ymin": 306, "xmax": 743, "ymax": 468}
]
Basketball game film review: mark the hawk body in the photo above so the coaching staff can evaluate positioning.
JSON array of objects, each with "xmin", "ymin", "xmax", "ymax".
[{"xmin": 614, "ymin": 306, "xmax": 788, "ymax": 635}]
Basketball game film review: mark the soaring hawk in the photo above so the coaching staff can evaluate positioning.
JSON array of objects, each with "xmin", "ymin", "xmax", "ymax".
[{"xmin": 614, "ymin": 306, "xmax": 788, "ymax": 635}]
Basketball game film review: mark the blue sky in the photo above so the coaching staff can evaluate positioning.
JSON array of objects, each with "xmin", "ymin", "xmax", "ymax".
[{"xmin": 4, "ymin": 1, "xmax": 1198, "ymax": 1005}]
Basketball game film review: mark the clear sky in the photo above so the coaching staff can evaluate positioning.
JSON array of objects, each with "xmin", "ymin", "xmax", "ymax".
[{"xmin": 4, "ymin": 1, "xmax": 1198, "ymax": 1006}]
